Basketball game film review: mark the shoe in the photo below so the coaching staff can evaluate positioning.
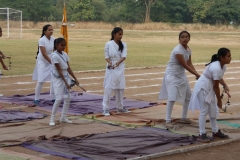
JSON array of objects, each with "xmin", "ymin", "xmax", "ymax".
[
  {"xmin": 117, "ymin": 107, "xmax": 131, "ymax": 113},
  {"xmin": 176, "ymin": 118, "xmax": 192, "ymax": 124},
  {"xmin": 49, "ymin": 121, "xmax": 55, "ymax": 126},
  {"xmin": 49, "ymin": 117, "xmax": 55, "ymax": 126},
  {"xmin": 197, "ymin": 133, "xmax": 212, "ymax": 143},
  {"xmin": 213, "ymin": 130, "xmax": 229, "ymax": 138},
  {"xmin": 33, "ymin": 100, "xmax": 40, "ymax": 106},
  {"xmin": 164, "ymin": 122, "xmax": 173, "ymax": 127},
  {"xmin": 102, "ymin": 109, "xmax": 110, "ymax": 116},
  {"xmin": 60, "ymin": 117, "xmax": 73, "ymax": 123}
]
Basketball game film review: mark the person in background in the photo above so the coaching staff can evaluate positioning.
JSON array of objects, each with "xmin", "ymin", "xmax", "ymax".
[{"xmin": 32, "ymin": 24, "xmax": 55, "ymax": 106}]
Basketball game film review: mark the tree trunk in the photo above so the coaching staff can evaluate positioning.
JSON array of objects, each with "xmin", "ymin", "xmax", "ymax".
[{"xmin": 144, "ymin": 0, "xmax": 156, "ymax": 23}]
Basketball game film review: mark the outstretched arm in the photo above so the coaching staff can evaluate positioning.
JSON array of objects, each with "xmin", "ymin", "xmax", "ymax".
[{"xmin": 176, "ymin": 54, "xmax": 200, "ymax": 79}]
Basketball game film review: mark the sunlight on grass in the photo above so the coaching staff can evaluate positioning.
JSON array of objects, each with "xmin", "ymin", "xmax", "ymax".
[{"xmin": 0, "ymin": 29, "xmax": 239, "ymax": 76}]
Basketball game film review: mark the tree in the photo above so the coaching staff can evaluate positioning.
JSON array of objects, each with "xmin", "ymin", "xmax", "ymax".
[
  {"xmin": 151, "ymin": 0, "xmax": 191, "ymax": 23},
  {"xmin": 68, "ymin": 0, "xmax": 95, "ymax": 21},
  {"xmin": 205, "ymin": 0, "xmax": 240, "ymax": 25},
  {"xmin": 144, "ymin": 0, "xmax": 157, "ymax": 23},
  {"xmin": 187, "ymin": 0, "xmax": 214, "ymax": 23},
  {"xmin": 0, "ymin": 0, "xmax": 54, "ymax": 22}
]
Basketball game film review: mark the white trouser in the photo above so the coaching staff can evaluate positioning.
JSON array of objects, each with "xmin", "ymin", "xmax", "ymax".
[
  {"xmin": 35, "ymin": 82, "xmax": 44, "ymax": 100},
  {"xmin": 198, "ymin": 90, "xmax": 218, "ymax": 135},
  {"xmin": 165, "ymin": 98, "xmax": 189, "ymax": 123},
  {"xmin": 35, "ymin": 82, "xmax": 55, "ymax": 100},
  {"xmin": 102, "ymin": 88, "xmax": 124, "ymax": 111},
  {"xmin": 50, "ymin": 91, "xmax": 71, "ymax": 120}
]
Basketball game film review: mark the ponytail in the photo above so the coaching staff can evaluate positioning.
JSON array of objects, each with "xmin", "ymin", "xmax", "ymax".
[
  {"xmin": 205, "ymin": 48, "xmax": 230, "ymax": 66},
  {"xmin": 54, "ymin": 39, "xmax": 57, "ymax": 50},
  {"xmin": 110, "ymin": 27, "xmax": 124, "ymax": 52},
  {"xmin": 205, "ymin": 54, "xmax": 218, "ymax": 66}
]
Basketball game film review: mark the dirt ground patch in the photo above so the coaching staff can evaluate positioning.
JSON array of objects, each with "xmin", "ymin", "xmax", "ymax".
[{"xmin": 0, "ymin": 62, "xmax": 240, "ymax": 160}]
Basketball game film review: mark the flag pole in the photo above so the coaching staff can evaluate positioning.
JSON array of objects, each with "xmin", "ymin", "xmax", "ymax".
[{"xmin": 60, "ymin": 0, "xmax": 68, "ymax": 54}]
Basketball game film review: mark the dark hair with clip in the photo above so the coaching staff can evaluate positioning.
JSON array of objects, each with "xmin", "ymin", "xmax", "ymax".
[
  {"xmin": 205, "ymin": 48, "xmax": 230, "ymax": 66},
  {"xmin": 36, "ymin": 24, "xmax": 52, "ymax": 59},
  {"xmin": 111, "ymin": 27, "xmax": 124, "ymax": 52},
  {"xmin": 54, "ymin": 37, "xmax": 66, "ymax": 50}
]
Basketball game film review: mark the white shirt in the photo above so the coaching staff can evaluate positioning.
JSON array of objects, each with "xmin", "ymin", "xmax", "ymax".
[
  {"xmin": 166, "ymin": 44, "xmax": 191, "ymax": 77},
  {"xmin": 37, "ymin": 35, "xmax": 55, "ymax": 63},
  {"xmin": 189, "ymin": 61, "xmax": 226, "ymax": 112},
  {"xmin": 51, "ymin": 51, "xmax": 69, "ymax": 77},
  {"xmin": 103, "ymin": 40, "xmax": 127, "ymax": 89}
]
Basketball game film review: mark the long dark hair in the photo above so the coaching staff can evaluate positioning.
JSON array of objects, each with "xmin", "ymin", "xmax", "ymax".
[
  {"xmin": 179, "ymin": 30, "xmax": 190, "ymax": 40},
  {"xmin": 54, "ymin": 37, "xmax": 65, "ymax": 50},
  {"xmin": 205, "ymin": 48, "xmax": 230, "ymax": 66},
  {"xmin": 111, "ymin": 27, "xmax": 124, "ymax": 52},
  {"xmin": 36, "ymin": 24, "xmax": 52, "ymax": 59}
]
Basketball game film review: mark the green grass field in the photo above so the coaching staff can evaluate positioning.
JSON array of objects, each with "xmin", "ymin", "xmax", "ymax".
[{"xmin": 0, "ymin": 29, "xmax": 240, "ymax": 76}]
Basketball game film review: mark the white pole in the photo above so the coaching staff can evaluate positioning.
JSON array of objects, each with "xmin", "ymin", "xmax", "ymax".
[
  {"xmin": 20, "ymin": 11, "xmax": 22, "ymax": 38},
  {"xmin": 7, "ymin": 8, "xmax": 9, "ymax": 38}
]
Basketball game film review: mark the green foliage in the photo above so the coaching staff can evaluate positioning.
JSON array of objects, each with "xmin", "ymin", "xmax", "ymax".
[
  {"xmin": 205, "ymin": 0, "xmax": 240, "ymax": 25},
  {"xmin": 1, "ymin": 0, "xmax": 240, "ymax": 24}
]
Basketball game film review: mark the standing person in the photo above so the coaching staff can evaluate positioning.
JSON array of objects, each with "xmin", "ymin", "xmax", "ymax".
[
  {"xmin": 189, "ymin": 48, "xmax": 231, "ymax": 142},
  {"xmin": 102, "ymin": 27, "xmax": 130, "ymax": 116},
  {"xmin": 159, "ymin": 30, "xmax": 200, "ymax": 125},
  {"xmin": 49, "ymin": 38, "xmax": 79, "ymax": 126},
  {"xmin": 0, "ymin": 27, "xmax": 10, "ymax": 97},
  {"xmin": 32, "ymin": 24, "xmax": 55, "ymax": 106},
  {"xmin": 0, "ymin": 27, "xmax": 9, "ymax": 71}
]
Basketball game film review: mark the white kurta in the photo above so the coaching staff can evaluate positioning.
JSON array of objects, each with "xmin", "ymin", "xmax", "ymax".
[
  {"xmin": 32, "ymin": 35, "xmax": 55, "ymax": 82},
  {"xmin": 103, "ymin": 40, "xmax": 127, "ymax": 89},
  {"xmin": 189, "ymin": 61, "xmax": 226, "ymax": 117},
  {"xmin": 51, "ymin": 51, "xmax": 70, "ymax": 98},
  {"xmin": 159, "ymin": 44, "xmax": 192, "ymax": 103}
]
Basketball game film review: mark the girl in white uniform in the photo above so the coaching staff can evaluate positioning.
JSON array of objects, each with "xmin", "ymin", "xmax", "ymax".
[
  {"xmin": 102, "ymin": 27, "xmax": 129, "ymax": 116},
  {"xmin": 49, "ymin": 38, "xmax": 79, "ymax": 126},
  {"xmin": 159, "ymin": 31, "xmax": 200, "ymax": 124},
  {"xmin": 189, "ymin": 48, "xmax": 231, "ymax": 142},
  {"xmin": 32, "ymin": 24, "xmax": 55, "ymax": 106}
]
